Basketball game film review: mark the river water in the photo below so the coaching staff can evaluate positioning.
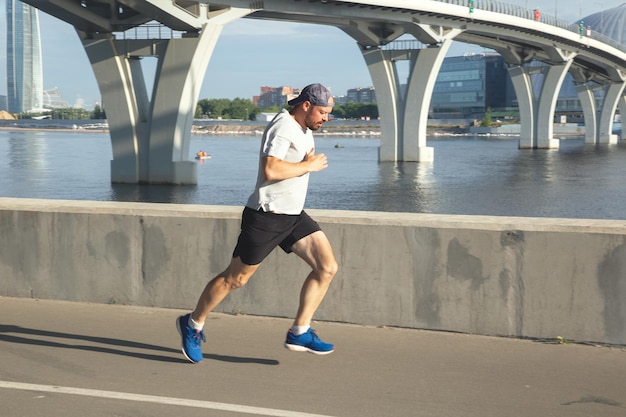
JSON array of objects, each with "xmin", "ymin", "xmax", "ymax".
[{"xmin": 1, "ymin": 126, "xmax": 626, "ymax": 220}]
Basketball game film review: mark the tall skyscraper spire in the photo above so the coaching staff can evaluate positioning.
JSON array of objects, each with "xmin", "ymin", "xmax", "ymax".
[{"xmin": 6, "ymin": 0, "xmax": 43, "ymax": 114}]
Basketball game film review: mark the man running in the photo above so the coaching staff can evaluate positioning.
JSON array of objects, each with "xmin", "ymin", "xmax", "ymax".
[{"xmin": 176, "ymin": 83, "xmax": 338, "ymax": 363}]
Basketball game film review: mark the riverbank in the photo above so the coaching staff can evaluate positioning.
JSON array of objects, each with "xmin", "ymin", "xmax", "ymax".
[
  {"xmin": 0, "ymin": 126, "xmax": 109, "ymax": 133},
  {"xmin": 0, "ymin": 119, "xmax": 595, "ymax": 137},
  {"xmin": 0, "ymin": 121, "xmax": 109, "ymax": 134},
  {"xmin": 0, "ymin": 121, "xmax": 470, "ymax": 136}
]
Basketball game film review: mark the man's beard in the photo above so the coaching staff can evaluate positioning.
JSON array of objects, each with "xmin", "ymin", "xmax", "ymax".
[{"xmin": 305, "ymin": 116, "xmax": 323, "ymax": 131}]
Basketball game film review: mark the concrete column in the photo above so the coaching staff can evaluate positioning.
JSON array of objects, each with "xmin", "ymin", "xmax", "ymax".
[
  {"xmin": 536, "ymin": 63, "xmax": 571, "ymax": 148},
  {"xmin": 361, "ymin": 47, "xmax": 401, "ymax": 161},
  {"xmin": 362, "ymin": 42, "xmax": 450, "ymax": 162},
  {"xmin": 508, "ymin": 62, "xmax": 571, "ymax": 149},
  {"xmin": 147, "ymin": 29, "xmax": 220, "ymax": 184},
  {"xmin": 81, "ymin": 35, "xmax": 145, "ymax": 183},
  {"xmin": 597, "ymin": 83, "xmax": 625, "ymax": 144},
  {"xmin": 507, "ymin": 66, "xmax": 534, "ymax": 148},
  {"xmin": 619, "ymin": 96, "xmax": 626, "ymax": 141},
  {"xmin": 403, "ymin": 43, "xmax": 453, "ymax": 162},
  {"xmin": 575, "ymin": 83, "xmax": 597, "ymax": 144},
  {"xmin": 81, "ymin": 26, "xmax": 222, "ymax": 184}
]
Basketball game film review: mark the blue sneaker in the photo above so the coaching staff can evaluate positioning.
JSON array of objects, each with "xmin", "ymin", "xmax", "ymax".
[
  {"xmin": 176, "ymin": 314, "xmax": 205, "ymax": 363},
  {"xmin": 284, "ymin": 328, "xmax": 334, "ymax": 355}
]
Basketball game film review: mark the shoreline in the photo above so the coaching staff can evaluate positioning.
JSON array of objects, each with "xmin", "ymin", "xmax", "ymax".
[
  {"xmin": 0, "ymin": 126, "xmax": 109, "ymax": 133},
  {"xmin": 0, "ymin": 124, "xmax": 471, "ymax": 136},
  {"xmin": 0, "ymin": 124, "xmax": 592, "ymax": 138}
]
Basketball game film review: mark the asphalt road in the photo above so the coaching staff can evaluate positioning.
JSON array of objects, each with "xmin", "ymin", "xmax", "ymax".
[{"xmin": 1, "ymin": 297, "xmax": 625, "ymax": 417}]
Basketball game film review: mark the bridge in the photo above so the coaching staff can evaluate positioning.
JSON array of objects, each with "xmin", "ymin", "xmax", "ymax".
[{"xmin": 21, "ymin": 0, "xmax": 626, "ymax": 184}]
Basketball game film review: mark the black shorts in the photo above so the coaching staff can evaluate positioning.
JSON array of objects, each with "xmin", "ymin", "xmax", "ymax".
[{"xmin": 232, "ymin": 207, "xmax": 322, "ymax": 266}]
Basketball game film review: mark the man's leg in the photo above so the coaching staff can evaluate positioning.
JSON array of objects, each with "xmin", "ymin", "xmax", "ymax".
[
  {"xmin": 177, "ymin": 257, "xmax": 259, "ymax": 363},
  {"xmin": 192, "ymin": 257, "xmax": 260, "ymax": 324},
  {"xmin": 284, "ymin": 230, "xmax": 338, "ymax": 354},
  {"xmin": 290, "ymin": 230, "xmax": 338, "ymax": 326}
]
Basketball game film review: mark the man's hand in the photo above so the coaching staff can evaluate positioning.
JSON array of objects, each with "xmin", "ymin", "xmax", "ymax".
[
  {"xmin": 304, "ymin": 148, "xmax": 328, "ymax": 173},
  {"xmin": 263, "ymin": 149, "xmax": 328, "ymax": 181}
]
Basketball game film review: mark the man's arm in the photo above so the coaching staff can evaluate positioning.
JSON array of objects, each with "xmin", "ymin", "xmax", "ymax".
[{"xmin": 262, "ymin": 148, "xmax": 328, "ymax": 181}]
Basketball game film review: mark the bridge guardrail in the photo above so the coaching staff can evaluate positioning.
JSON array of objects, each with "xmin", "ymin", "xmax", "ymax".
[{"xmin": 435, "ymin": 0, "xmax": 626, "ymax": 54}]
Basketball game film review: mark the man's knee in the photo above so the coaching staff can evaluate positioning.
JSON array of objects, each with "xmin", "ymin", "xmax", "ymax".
[
  {"xmin": 222, "ymin": 258, "xmax": 258, "ymax": 290},
  {"xmin": 224, "ymin": 274, "xmax": 250, "ymax": 290},
  {"xmin": 316, "ymin": 260, "xmax": 338, "ymax": 282}
]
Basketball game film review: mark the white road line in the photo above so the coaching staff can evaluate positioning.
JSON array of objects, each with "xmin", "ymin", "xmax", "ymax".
[{"xmin": 0, "ymin": 381, "xmax": 336, "ymax": 417}]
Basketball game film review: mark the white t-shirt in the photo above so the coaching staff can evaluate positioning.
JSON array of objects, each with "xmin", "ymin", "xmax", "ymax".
[{"xmin": 246, "ymin": 109, "xmax": 314, "ymax": 214}]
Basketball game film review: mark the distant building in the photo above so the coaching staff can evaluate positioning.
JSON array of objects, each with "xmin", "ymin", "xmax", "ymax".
[
  {"xmin": 43, "ymin": 87, "xmax": 70, "ymax": 109},
  {"xmin": 346, "ymin": 87, "xmax": 376, "ymax": 103},
  {"xmin": 255, "ymin": 112, "xmax": 279, "ymax": 122},
  {"xmin": 430, "ymin": 53, "xmax": 515, "ymax": 118},
  {"xmin": 333, "ymin": 95, "xmax": 348, "ymax": 105},
  {"xmin": 0, "ymin": 95, "xmax": 7, "ymax": 111},
  {"xmin": 255, "ymin": 86, "xmax": 295, "ymax": 108},
  {"xmin": 6, "ymin": 0, "xmax": 44, "ymax": 113}
]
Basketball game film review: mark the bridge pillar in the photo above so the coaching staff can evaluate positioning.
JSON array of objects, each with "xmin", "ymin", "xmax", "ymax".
[
  {"xmin": 509, "ymin": 62, "xmax": 572, "ymax": 149},
  {"xmin": 362, "ymin": 42, "xmax": 452, "ymax": 162},
  {"xmin": 80, "ymin": 25, "xmax": 222, "ymax": 184},
  {"xmin": 619, "ymin": 96, "xmax": 626, "ymax": 141},
  {"xmin": 575, "ymin": 83, "xmax": 598, "ymax": 144},
  {"xmin": 361, "ymin": 47, "xmax": 400, "ymax": 161},
  {"xmin": 596, "ymin": 83, "xmax": 624, "ymax": 144}
]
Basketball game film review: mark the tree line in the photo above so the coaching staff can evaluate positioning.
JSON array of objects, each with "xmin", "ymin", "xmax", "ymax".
[
  {"xmin": 17, "ymin": 99, "xmax": 379, "ymax": 121},
  {"xmin": 195, "ymin": 98, "xmax": 379, "ymax": 121}
]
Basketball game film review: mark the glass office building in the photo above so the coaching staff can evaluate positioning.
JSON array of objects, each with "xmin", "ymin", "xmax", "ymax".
[
  {"xmin": 431, "ymin": 53, "xmax": 515, "ymax": 119},
  {"xmin": 6, "ymin": 0, "xmax": 43, "ymax": 114}
]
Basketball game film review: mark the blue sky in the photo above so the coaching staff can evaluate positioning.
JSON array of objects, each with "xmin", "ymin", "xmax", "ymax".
[{"xmin": 0, "ymin": 0, "xmax": 622, "ymax": 108}]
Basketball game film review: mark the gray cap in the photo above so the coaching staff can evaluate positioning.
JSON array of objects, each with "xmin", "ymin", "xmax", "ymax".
[{"xmin": 288, "ymin": 83, "xmax": 334, "ymax": 107}]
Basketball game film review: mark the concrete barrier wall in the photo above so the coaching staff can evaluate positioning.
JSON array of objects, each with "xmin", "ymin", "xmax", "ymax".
[{"xmin": 1, "ymin": 198, "xmax": 624, "ymax": 345}]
